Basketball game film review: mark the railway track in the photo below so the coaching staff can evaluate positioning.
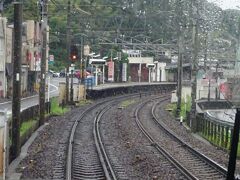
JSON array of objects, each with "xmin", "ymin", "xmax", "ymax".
[
  {"xmin": 66, "ymin": 95, "xmax": 136, "ymax": 180},
  {"xmin": 135, "ymin": 96, "xmax": 227, "ymax": 180},
  {"xmin": 66, "ymin": 100, "xmax": 106, "ymax": 180}
]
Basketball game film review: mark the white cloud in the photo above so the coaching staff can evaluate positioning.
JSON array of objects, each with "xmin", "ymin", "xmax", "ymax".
[{"xmin": 207, "ymin": 0, "xmax": 240, "ymax": 10}]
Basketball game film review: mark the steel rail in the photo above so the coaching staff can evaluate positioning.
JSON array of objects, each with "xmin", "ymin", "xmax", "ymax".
[
  {"xmin": 66, "ymin": 94, "xmax": 138, "ymax": 180},
  {"xmin": 134, "ymin": 96, "xmax": 198, "ymax": 180},
  {"xmin": 94, "ymin": 106, "xmax": 118, "ymax": 180},
  {"xmin": 66, "ymin": 100, "xmax": 106, "ymax": 180},
  {"xmin": 151, "ymin": 98, "xmax": 228, "ymax": 178}
]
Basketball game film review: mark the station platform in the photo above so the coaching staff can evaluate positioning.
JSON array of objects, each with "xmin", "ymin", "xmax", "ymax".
[
  {"xmin": 87, "ymin": 82, "xmax": 177, "ymax": 99},
  {"xmin": 92, "ymin": 82, "xmax": 177, "ymax": 90}
]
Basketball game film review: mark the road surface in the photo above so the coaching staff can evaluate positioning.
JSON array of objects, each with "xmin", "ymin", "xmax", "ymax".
[{"xmin": 0, "ymin": 77, "xmax": 59, "ymax": 112}]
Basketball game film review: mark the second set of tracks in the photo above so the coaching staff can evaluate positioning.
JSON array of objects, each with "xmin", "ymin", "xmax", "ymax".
[{"xmin": 135, "ymin": 96, "xmax": 228, "ymax": 179}]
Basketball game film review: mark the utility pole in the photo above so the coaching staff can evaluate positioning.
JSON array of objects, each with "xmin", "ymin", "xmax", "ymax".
[
  {"xmin": 190, "ymin": 0, "xmax": 199, "ymax": 129},
  {"xmin": 176, "ymin": 0, "xmax": 184, "ymax": 118},
  {"xmin": 12, "ymin": 1, "xmax": 22, "ymax": 159},
  {"xmin": 65, "ymin": 0, "xmax": 71, "ymax": 104},
  {"xmin": 177, "ymin": 35, "xmax": 183, "ymax": 118},
  {"xmin": 39, "ymin": 0, "xmax": 48, "ymax": 126}
]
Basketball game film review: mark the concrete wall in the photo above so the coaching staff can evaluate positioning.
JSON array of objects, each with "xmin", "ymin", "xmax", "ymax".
[
  {"xmin": 171, "ymin": 86, "xmax": 191, "ymax": 103},
  {"xmin": 21, "ymin": 66, "xmax": 28, "ymax": 96},
  {"xmin": 0, "ymin": 18, "xmax": 7, "ymax": 97},
  {"xmin": 0, "ymin": 72, "xmax": 4, "ymax": 97},
  {"xmin": 59, "ymin": 83, "xmax": 86, "ymax": 103},
  {"xmin": 6, "ymin": 27, "xmax": 12, "ymax": 64},
  {"xmin": 196, "ymin": 79, "xmax": 227, "ymax": 100}
]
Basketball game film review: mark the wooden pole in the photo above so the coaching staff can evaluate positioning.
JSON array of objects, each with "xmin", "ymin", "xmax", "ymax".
[{"xmin": 12, "ymin": 1, "xmax": 22, "ymax": 159}]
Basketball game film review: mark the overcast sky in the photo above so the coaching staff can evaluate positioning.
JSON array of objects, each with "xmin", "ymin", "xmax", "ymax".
[{"xmin": 208, "ymin": 0, "xmax": 240, "ymax": 10}]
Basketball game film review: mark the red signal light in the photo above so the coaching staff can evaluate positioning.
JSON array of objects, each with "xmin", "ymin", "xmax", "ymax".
[
  {"xmin": 70, "ymin": 54, "xmax": 77, "ymax": 61},
  {"xmin": 70, "ymin": 45, "xmax": 78, "ymax": 62}
]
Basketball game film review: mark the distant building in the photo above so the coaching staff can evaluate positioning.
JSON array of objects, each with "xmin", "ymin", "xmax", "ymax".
[
  {"xmin": 22, "ymin": 20, "xmax": 43, "ymax": 93},
  {"xmin": 0, "ymin": 17, "xmax": 7, "ymax": 98},
  {"xmin": 0, "ymin": 18, "xmax": 48, "ymax": 99},
  {"xmin": 128, "ymin": 56, "xmax": 154, "ymax": 82},
  {"xmin": 6, "ymin": 25, "xmax": 13, "ymax": 98}
]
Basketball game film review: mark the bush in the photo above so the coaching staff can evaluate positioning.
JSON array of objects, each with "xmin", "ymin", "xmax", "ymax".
[
  {"xmin": 50, "ymin": 98, "xmax": 69, "ymax": 115},
  {"xmin": 167, "ymin": 95, "xmax": 191, "ymax": 120}
]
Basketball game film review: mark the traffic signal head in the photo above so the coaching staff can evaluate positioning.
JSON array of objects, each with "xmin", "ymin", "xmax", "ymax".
[
  {"xmin": 70, "ymin": 45, "xmax": 78, "ymax": 61},
  {"xmin": 71, "ymin": 54, "xmax": 77, "ymax": 60}
]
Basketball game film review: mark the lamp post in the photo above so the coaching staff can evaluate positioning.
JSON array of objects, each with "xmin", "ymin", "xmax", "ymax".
[
  {"xmin": 148, "ymin": 67, "xmax": 151, "ymax": 83},
  {"xmin": 83, "ymin": 45, "xmax": 90, "ymax": 99},
  {"xmin": 102, "ymin": 56, "xmax": 108, "ymax": 84},
  {"xmin": 95, "ymin": 65, "xmax": 98, "ymax": 86}
]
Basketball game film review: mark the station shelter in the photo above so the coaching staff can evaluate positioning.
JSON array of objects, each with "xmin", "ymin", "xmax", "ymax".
[{"xmin": 128, "ymin": 57, "xmax": 154, "ymax": 82}]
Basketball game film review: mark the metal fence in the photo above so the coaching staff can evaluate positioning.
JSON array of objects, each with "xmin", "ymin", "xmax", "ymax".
[{"xmin": 196, "ymin": 112, "xmax": 234, "ymax": 150}]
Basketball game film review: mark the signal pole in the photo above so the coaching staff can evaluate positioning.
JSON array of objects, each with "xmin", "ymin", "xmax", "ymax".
[
  {"xmin": 70, "ymin": 67, "xmax": 74, "ymax": 103},
  {"xmin": 66, "ymin": 0, "xmax": 71, "ymax": 104},
  {"xmin": 39, "ymin": 0, "xmax": 48, "ymax": 125},
  {"xmin": 12, "ymin": 1, "xmax": 22, "ymax": 159}
]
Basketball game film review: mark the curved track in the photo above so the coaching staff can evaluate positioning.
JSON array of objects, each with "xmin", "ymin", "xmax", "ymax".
[
  {"xmin": 135, "ymin": 96, "xmax": 227, "ymax": 180},
  {"xmin": 66, "ymin": 95, "xmax": 136, "ymax": 180}
]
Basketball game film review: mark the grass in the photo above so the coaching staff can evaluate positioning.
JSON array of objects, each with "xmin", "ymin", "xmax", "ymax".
[
  {"xmin": 167, "ymin": 96, "xmax": 240, "ymax": 157},
  {"xmin": 50, "ymin": 98, "xmax": 69, "ymax": 115},
  {"xmin": 76, "ymin": 99, "xmax": 92, "ymax": 106},
  {"xmin": 20, "ymin": 120, "xmax": 37, "ymax": 137},
  {"xmin": 166, "ymin": 95, "xmax": 192, "ymax": 120},
  {"xmin": 199, "ymin": 129, "xmax": 240, "ymax": 157},
  {"xmin": 120, "ymin": 99, "xmax": 136, "ymax": 108}
]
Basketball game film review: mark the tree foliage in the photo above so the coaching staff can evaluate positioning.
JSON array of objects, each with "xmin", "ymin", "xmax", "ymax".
[{"xmin": 2, "ymin": 0, "xmax": 240, "ymax": 69}]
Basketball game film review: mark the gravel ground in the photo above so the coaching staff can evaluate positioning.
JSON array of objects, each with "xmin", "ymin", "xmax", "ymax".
[
  {"xmin": 155, "ymin": 98, "xmax": 240, "ymax": 174},
  {"xmin": 16, "ymin": 105, "xmax": 90, "ymax": 179},
  {"xmin": 14, "ymin": 94, "xmax": 239, "ymax": 179},
  {"xmin": 101, "ymin": 95, "xmax": 185, "ymax": 179}
]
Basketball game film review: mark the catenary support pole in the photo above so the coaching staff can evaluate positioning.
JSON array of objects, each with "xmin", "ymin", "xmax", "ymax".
[
  {"xmin": 227, "ymin": 109, "xmax": 240, "ymax": 180},
  {"xmin": 65, "ymin": 0, "xmax": 71, "ymax": 104},
  {"xmin": 190, "ymin": 0, "xmax": 199, "ymax": 132},
  {"xmin": 12, "ymin": 1, "xmax": 22, "ymax": 159},
  {"xmin": 176, "ymin": 0, "xmax": 184, "ymax": 119},
  {"xmin": 39, "ymin": 0, "xmax": 48, "ymax": 126}
]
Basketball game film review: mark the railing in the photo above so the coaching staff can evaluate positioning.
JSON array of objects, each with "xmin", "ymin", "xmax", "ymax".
[
  {"xmin": 20, "ymin": 102, "xmax": 51, "ymax": 124},
  {"xmin": 196, "ymin": 112, "xmax": 234, "ymax": 150},
  {"xmin": 8, "ymin": 101, "xmax": 51, "ymax": 162}
]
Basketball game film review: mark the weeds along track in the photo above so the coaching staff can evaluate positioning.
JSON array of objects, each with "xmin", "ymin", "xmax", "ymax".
[{"xmin": 134, "ymin": 96, "xmax": 227, "ymax": 180}]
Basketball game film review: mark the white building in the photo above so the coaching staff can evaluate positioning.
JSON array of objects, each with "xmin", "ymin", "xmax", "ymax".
[{"xmin": 153, "ymin": 62, "xmax": 166, "ymax": 82}]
